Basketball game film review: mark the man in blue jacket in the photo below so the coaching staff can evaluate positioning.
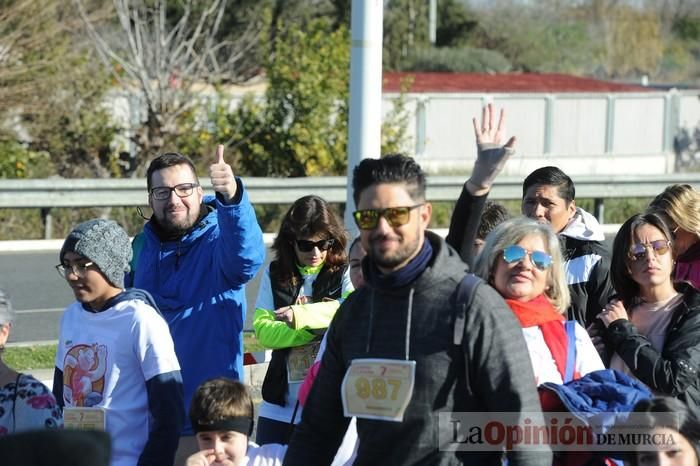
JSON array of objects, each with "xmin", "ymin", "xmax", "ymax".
[{"xmin": 127, "ymin": 145, "xmax": 265, "ymax": 462}]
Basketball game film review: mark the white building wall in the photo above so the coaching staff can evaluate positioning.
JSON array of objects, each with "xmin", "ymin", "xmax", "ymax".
[
  {"xmin": 679, "ymin": 94, "xmax": 700, "ymax": 129},
  {"xmin": 392, "ymin": 90, "xmax": 700, "ymax": 176},
  {"xmin": 612, "ymin": 96, "xmax": 665, "ymax": 154},
  {"xmin": 551, "ymin": 97, "xmax": 607, "ymax": 156},
  {"xmin": 110, "ymin": 87, "xmax": 700, "ymax": 176}
]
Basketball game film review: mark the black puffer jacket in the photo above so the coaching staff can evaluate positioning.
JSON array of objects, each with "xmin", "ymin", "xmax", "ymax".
[
  {"xmin": 558, "ymin": 208, "xmax": 616, "ymax": 327},
  {"xmin": 606, "ymin": 284, "xmax": 700, "ymax": 416}
]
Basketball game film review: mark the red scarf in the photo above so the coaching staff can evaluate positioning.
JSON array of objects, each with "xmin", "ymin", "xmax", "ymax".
[{"xmin": 505, "ymin": 295, "xmax": 576, "ymax": 382}]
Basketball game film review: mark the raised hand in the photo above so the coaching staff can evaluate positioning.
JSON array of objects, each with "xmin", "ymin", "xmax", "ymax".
[
  {"xmin": 467, "ymin": 103, "xmax": 517, "ymax": 195},
  {"xmin": 209, "ymin": 144, "xmax": 237, "ymax": 202},
  {"xmin": 473, "ymin": 102, "xmax": 516, "ymax": 147}
]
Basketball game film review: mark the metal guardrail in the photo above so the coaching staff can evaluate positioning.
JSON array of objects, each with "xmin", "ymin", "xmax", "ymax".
[
  {"xmin": 1, "ymin": 174, "xmax": 699, "ymax": 238},
  {"xmin": 2, "ymin": 173, "xmax": 700, "ymax": 207}
]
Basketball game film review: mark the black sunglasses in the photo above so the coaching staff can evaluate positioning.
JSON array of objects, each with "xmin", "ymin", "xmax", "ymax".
[{"xmin": 295, "ymin": 238, "xmax": 335, "ymax": 252}]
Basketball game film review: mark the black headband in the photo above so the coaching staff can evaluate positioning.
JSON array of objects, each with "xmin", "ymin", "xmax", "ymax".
[{"xmin": 193, "ymin": 417, "xmax": 254, "ymax": 437}]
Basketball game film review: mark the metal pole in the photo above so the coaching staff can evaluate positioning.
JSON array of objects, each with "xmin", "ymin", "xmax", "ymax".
[
  {"xmin": 41, "ymin": 207, "xmax": 53, "ymax": 239},
  {"xmin": 345, "ymin": 0, "xmax": 384, "ymax": 234},
  {"xmin": 594, "ymin": 198, "xmax": 605, "ymax": 225},
  {"xmin": 429, "ymin": 0, "xmax": 437, "ymax": 45}
]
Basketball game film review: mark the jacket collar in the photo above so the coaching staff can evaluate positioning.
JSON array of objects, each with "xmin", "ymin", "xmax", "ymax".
[
  {"xmin": 147, "ymin": 196, "xmax": 216, "ymax": 243},
  {"xmin": 560, "ymin": 207, "xmax": 605, "ymax": 242}
]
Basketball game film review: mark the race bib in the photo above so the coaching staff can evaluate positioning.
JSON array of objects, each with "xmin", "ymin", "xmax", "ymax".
[
  {"xmin": 64, "ymin": 407, "xmax": 106, "ymax": 431},
  {"xmin": 287, "ymin": 342, "xmax": 321, "ymax": 383},
  {"xmin": 341, "ymin": 358, "xmax": 416, "ymax": 422}
]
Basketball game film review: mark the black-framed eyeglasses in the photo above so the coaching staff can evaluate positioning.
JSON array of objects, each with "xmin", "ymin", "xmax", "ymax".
[
  {"xmin": 55, "ymin": 262, "xmax": 95, "ymax": 279},
  {"xmin": 502, "ymin": 245, "xmax": 553, "ymax": 271},
  {"xmin": 295, "ymin": 238, "xmax": 335, "ymax": 252},
  {"xmin": 628, "ymin": 240, "xmax": 671, "ymax": 262},
  {"xmin": 149, "ymin": 183, "xmax": 199, "ymax": 200},
  {"xmin": 353, "ymin": 204, "xmax": 424, "ymax": 230}
]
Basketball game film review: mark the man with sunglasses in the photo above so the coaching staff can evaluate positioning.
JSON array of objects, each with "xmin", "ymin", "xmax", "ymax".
[
  {"xmin": 284, "ymin": 154, "xmax": 550, "ymax": 465},
  {"xmin": 127, "ymin": 145, "xmax": 265, "ymax": 463}
]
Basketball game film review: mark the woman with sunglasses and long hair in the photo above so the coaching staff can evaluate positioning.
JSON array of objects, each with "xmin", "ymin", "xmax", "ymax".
[
  {"xmin": 253, "ymin": 195, "xmax": 352, "ymax": 445},
  {"xmin": 647, "ymin": 184, "xmax": 700, "ymax": 289},
  {"xmin": 596, "ymin": 212, "xmax": 700, "ymax": 414},
  {"xmin": 474, "ymin": 216, "xmax": 604, "ymax": 386}
]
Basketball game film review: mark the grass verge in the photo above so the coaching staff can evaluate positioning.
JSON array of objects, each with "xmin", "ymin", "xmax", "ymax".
[
  {"xmin": 6, "ymin": 332, "xmax": 265, "ymax": 371},
  {"xmin": 4, "ymin": 345, "xmax": 56, "ymax": 370}
]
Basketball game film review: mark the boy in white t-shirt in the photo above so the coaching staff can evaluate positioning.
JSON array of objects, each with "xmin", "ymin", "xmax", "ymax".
[
  {"xmin": 186, "ymin": 378, "xmax": 285, "ymax": 466},
  {"xmin": 52, "ymin": 219, "xmax": 184, "ymax": 466}
]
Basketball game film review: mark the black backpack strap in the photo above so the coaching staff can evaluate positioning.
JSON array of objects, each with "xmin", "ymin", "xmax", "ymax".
[
  {"xmin": 453, "ymin": 273, "xmax": 482, "ymax": 346},
  {"xmin": 453, "ymin": 273, "xmax": 482, "ymax": 397}
]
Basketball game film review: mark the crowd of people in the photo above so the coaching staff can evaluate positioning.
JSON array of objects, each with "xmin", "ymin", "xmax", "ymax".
[{"xmin": 1, "ymin": 106, "xmax": 700, "ymax": 466}]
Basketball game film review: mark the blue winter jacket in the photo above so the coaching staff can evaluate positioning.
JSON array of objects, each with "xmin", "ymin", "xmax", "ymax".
[
  {"xmin": 128, "ymin": 181, "xmax": 265, "ymax": 434},
  {"xmin": 540, "ymin": 369, "xmax": 652, "ymax": 434}
]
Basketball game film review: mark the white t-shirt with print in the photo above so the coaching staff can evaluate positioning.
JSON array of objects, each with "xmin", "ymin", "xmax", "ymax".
[{"xmin": 55, "ymin": 298, "xmax": 180, "ymax": 466}]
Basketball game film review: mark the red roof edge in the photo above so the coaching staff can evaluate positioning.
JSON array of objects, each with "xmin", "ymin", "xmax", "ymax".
[{"xmin": 382, "ymin": 72, "xmax": 652, "ymax": 93}]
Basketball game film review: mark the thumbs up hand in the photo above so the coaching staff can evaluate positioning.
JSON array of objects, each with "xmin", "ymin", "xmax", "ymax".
[{"xmin": 209, "ymin": 144, "xmax": 237, "ymax": 202}]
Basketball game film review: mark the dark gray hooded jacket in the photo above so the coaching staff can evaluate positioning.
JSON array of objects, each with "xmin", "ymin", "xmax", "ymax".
[{"xmin": 284, "ymin": 232, "xmax": 552, "ymax": 466}]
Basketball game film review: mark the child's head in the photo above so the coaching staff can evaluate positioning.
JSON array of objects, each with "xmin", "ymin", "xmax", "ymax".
[
  {"xmin": 189, "ymin": 378, "xmax": 254, "ymax": 466},
  {"xmin": 58, "ymin": 219, "xmax": 132, "ymax": 308},
  {"xmin": 475, "ymin": 201, "xmax": 509, "ymax": 256},
  {"xmin": 60, "ymin": 219, "xmax": 132, "ymax": 288}
]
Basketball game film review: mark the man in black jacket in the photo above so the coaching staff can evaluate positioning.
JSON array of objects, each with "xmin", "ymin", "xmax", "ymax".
[
  {"xmin": 284, "ymin": 154, "xmax": 550, "ymax": 466},
  {"xmin": 521, "ymin": 166, "xmax": 615, "ymax": 327}
]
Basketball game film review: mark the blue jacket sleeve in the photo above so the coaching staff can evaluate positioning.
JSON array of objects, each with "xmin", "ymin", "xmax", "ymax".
[
  {"xmin": 214, "ymin": 177, "xmax": 266, "ymax": 286},
  {"xmin": 138, "ymin": 370, "xmax": 185, "ymax": 466}
]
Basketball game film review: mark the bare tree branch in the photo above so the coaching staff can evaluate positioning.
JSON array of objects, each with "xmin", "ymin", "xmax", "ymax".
[{"xmin": 73, "ymin": 0, "xmax": 263, "ymax": 162}]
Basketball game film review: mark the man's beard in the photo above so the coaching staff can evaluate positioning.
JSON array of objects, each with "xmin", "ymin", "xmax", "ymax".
[
  {"xmin": 368, "ymin": 231, "xmax": 421, "ymax": 271},
  {"xmin": 153, "ymin": 208, "xmax": 199, "ymax": 238}
]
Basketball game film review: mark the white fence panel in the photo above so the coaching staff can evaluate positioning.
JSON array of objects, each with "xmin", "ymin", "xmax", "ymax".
[
  {"xmin": 551, "ymin": 97, "xmax": 607, "ymax": 156},
  {"xmin": 680, "ymin": 93, "xmax": 700, "ymax": 129},
  {"xmin": 613, "ymin": 96, "xmax": 665, "ymax": 155},
  {"xmin": 423, "ymin": 96, "xmax": 481, "ymax": 163}
]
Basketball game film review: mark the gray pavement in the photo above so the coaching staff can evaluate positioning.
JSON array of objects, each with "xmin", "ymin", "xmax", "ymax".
[{"xmin": 0, "ymin": 247, "xmax": 274, "ymax": 343}]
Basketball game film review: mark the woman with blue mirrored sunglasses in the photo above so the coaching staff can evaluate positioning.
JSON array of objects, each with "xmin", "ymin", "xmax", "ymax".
[
  {"xmin": 474, "ymin": 217, "xmax": 604, "ymax": 386},
  {"xmin": 502, "ymin": 244, "xmax": 553, "ymax": 271}
]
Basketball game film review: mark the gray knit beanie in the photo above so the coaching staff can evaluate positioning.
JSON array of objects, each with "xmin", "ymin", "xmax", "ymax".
[
  {"xmin": 60, "ymin": 219, "xmax": 132, "ymax": 288},
  {"xmin": 0, "ymin": 289, "xmax": 13, "ymax": 326}
]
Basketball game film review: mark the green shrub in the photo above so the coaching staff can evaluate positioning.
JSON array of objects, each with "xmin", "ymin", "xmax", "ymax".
[{"xmin": 400, "ymin": 46, "xmax": 511, "ymax": 73}]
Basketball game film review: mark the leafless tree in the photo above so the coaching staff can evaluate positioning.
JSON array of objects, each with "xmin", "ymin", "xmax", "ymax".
[
  {"xmin": 74, "ymin": 0, "xmax": 262, "ymax": 168},
  {"xmin": 0, "ymin": 0, "xmax": 68, "ymax": 115}
]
